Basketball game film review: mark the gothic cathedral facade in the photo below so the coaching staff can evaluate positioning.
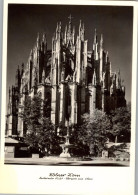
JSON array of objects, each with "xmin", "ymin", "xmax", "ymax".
[{"xmin": 6, "ymin": 17, "xmax": 126, "ymax": 137}]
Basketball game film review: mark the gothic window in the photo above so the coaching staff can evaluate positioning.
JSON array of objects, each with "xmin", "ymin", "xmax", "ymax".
[{"xmin": 44, "ymin": 92, "xmax": 51, "ymax": 118}]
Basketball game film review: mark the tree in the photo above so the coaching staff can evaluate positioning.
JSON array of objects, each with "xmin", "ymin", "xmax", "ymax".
[
  {"xmin": 110, "ymin": 103, "xmax": 131, "ymax": 143},
  {"xmin": 20, "ymin": 93, "xmax": 59, "ymax": 156},
  {"xmin": 75, "ymin": 110, "xmax": 111, "ymax": 157}
]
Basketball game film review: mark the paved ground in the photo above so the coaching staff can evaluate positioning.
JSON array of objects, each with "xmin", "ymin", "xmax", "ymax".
[{"xmin": 5, "ymin": 157, "xmax": 129, "ymax": 166}]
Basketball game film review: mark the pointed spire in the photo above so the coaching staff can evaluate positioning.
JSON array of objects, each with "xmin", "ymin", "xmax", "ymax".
[
  {"xmin": 100, "ymin": 34, "xmax": 103, "ymax": 48},
  {"xmin": 56, "ymin": 22, "xmax": 58, "ymax": 33},
  {"xmin": 22, "ymin": 63, "xmax": 24, "ymax": 69},
  {"xmin": 72, "ymin": 26, "xmax": 75, "ymax": 44},
  {"xmin": 79, "ymin": 20, "xmax": 85, "ymax": 41},
  {"xmin": 118, "ymin": 69, "xmax": 121, "ymax": 87},
  {"xmin": 59, "ymin": 21, "xmax": 61, "ymax": 32},
  {"xmin": 42, "ymin": 69, "xmax": 45, "ymax": 77},
  {"xmin": 56, "ymin": 22, "xmax": 62, "ymax": 40},
  {"xmin": 73, "ymin": 26, "xmax": 75, "ymax": 34},
  {"xmin": 93, "ymin": 29, "xmax": 98, "ymax": 60},
  {"xmin": 79, "ymin": 20, "xmax": 82, "ymax": 35},
  {"xmin": 94, "ymin": 28, "xmax": 97, "ymax": 44},
  {"xmin": 109, "ymin": 62, "xmax": 111, "ymax": 76},
  {"xmin": 79, "ymin": 20, "xmax": 82, "ymax": 30},
  {"xmin": 55, "ymin": 23, "xmax": 58, "ymax": 39},
  {"xmin": 30, "ymin": 49, "xmax": 33, "ymax": 59},
  {"xmin": 65, "ymin": 25, "xmax": 67, "ymax": 33},
  {"xmin": 110, "ymin": 78, "xmax": 114, "ymax": 95},
  {"xmin": 42, "ymin": 33, "xmax": 46, "ymax": 43},
  {"xmin": 30, "ymin": 49, "xmax": 33, "ymax": 55},
  {"xmin": 118, "ymin": 68, "xmax": 120, "ymax": 75},
  {"xmin": 52, "ymin": 32, "xmax": 55, "ymax": 41},
  {"xmin": 64, "ymin": 26, "xmax": 67, "ymax": 44},
  {"xmin": 111, "ymin": 78, "xmax": 114, "ymax": 88},
  {"xmin": 92, "ymin": 69, "xmax": 96, "ymax": 86},
  {"xmin": 41, "ymin": 33, "xmax": 47, "ymax": 52},
  {"xmin": 21, "ymin": 63, "xmax": 24, "ymax": 75},
  {"xmin": 105, "ymin": 51, "xmax": 109, "ymax": 63},
  {"xmin": 68, "ymin": 14, "xmax": 73, "ymax": 34},
  {"xmin": 66, "ymin": 15, "xmax": 74, "ymax": 46},
  {"xmin": 52, "ymin": 33, "xmax": 56, "ymax": 52},
  {"xmin": 79, "ymin": 20, "xmax": 84, "ymax": 32},
  {"xmin": 100, "ymin": 34, "xmax": 103, "ymax": 42},
  {"xmin": 82, "ymin": 23, "xmax": 85, "ymax": 31},
  {"xmin": 68, "ymin": 14, "xmax": 73, "ymax": 26},
  {"xmin": 116, "ymin": 69, "xmax": 121, "ymax": 89},
  {"xmin": 17, "ymin": 65, "xmax": 20, "ymax": 75},
  {"xmin": 122, "ymin": 86, "xmax": 125, "ymax": 93},
  {"xmin": 37, "ymin": 33, "xmax": 40, "ymax": 42},
  {"xmin": 102, "ymin": 72, "xmax": 106, "ymax": 89},
  {"xmin": 15, "ymin": 65, "xmax": 20, "ymax": 86},
  {"xmin": 37, "ymin": 33, "xmax": 40, "ymax": 48}
]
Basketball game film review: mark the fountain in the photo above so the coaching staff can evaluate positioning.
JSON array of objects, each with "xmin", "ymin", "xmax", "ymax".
[{"xmin": 59, "ymin": 121, "xmax": 73, "ymax": 158}]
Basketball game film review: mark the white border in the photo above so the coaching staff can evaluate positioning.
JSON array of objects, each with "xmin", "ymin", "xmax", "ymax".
[{"xmin": 0, "ymin": 1, "xmax": 137, "ymax": 194}]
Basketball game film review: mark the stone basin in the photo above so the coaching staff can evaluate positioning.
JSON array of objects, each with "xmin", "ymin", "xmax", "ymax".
[
  {"xmin": 60, "ymin": 143, "xmax": 74, "ymax": 158},
  {"xmin": 60, "ymin": 143, "xmax": 73, "ymax": 148}
]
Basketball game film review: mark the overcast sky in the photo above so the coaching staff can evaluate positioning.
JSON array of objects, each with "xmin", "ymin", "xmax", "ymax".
[{"xmin": 7, "ymin": 4, "xmax": 133, "ymax": 104}]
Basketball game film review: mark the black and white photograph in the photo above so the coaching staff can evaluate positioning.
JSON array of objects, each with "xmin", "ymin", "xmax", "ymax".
[
  {"xmin": 4, "ymin": 3, "xmax": 133, "ymax": 166},
  {"xmin": 0, "ymin": 1, "xmax": 137, "ymax": 194}
]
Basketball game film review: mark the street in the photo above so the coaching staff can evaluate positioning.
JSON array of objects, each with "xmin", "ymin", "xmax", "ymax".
[{"xmin": 5, "ymin": 157, "xmax": 129, "ymax": 166}]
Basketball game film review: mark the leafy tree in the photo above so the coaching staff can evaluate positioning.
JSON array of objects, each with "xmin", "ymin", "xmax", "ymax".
[
  {"xmin": 71, "ymin": 104, "xmax": 131, "ymax": 157},
  {"xmin": 20, "ymin": 93, "xmax": 59, "ymax": 156},
  {"xmin": 110, "ymin": 103, "xmax": 131, "ymax": 143},
  {"xmin": 108, "ymin": 143, "xmax": 130, "ymax": 159},
  {"xmin": 75, "ymin": 110, "xmax": 111, "ymax": 157}
]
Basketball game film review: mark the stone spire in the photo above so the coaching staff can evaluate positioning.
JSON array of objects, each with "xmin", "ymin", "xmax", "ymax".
[
  {"xmin": 102, "ymin": 72, "xmax": 106, "ymax": 89},
  {"xmin": 64, "ymin": 25, "xmax": 67, "ymax": 44},
  {"xmin": 100, "ymin": 34, "xmax": 103, "ymax": 48},
  {"xmin": 42, "ymin": 33, "xmax": 47, "ymax": 43},
  {"xmin": 79, "ymin": 20, "xmax": 82, "ymax": 33},
  {"xmin": 116, "ymin": 69, "xmax": 121, "ymax": 89},
  {"xmin": 99, "ymin": 34, "xmax": 103, "ymax": 81},
  {"xmin": 72, "ymin": 26, "xmax": 75, "ymax": 44},
  {"xmin": 66, "ymin": 14, "xmax": 74, "ymax": 46},
  {"xmin": 93, "ymin": 29, "xmax": 98, "ymax": 60},
  {"xmin": 110, "ymin": 79, "xmax": 114, "ymax": 95},
  {"xmin": 30, "ymin": 49, "xmax": 33, "ymax": 60},
  {"xmin": 15, "ymin": 65, "xmax": 20, "ymax": 87},
  {"xmin": 106, "ymin": 51, "xmax": 109, "ymax": 63},
  {"xmin": 94, "ymin": 29, "xmax": 97, "ymax": 45},
  {"xmin": 55, "ymin": 22, "xmax": 62, "ymax": 40},
  {"xmin": 41, "ymin": 33, "xmax": 47, "ymax": 53},
  {"xmin": 92, "ymin": 69, "xmax": 96, "ymax": 86},
  {"xmin": 21, "ymin": 63, "xmax": 24, "ymax": 77},
  {"xmin": 68, "ymin": 14, "xmax": 73, "ymax": 33},
  {"xmin": 79, "ymin": 20, "xmax": 85, "ymax": 41},
  {"xmin": 36, "ymin": 33, "xmax": 40, "ymax": 49}
]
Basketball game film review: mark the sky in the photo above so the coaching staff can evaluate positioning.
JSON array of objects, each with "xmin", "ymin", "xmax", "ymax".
[{"xmin": 6, "ymin": 4, "xmax": 133, "ymax": 104}]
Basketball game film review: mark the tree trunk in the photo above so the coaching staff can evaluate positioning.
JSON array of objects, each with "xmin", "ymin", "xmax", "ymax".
[{"xmin": 115, "ymin": 135, "xmax": 118, "ymax": 143}]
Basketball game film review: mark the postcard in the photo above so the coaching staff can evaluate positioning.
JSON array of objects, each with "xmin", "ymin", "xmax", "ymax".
[{"xmin": 0, "ymin": 0, "xmax": 137, "ymax": 194}]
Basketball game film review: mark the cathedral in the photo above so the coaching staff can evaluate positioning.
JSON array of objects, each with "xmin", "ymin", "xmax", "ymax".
[{"xmin": 6, "ymin": 16, "xmax": 126, "ymax": 137}]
